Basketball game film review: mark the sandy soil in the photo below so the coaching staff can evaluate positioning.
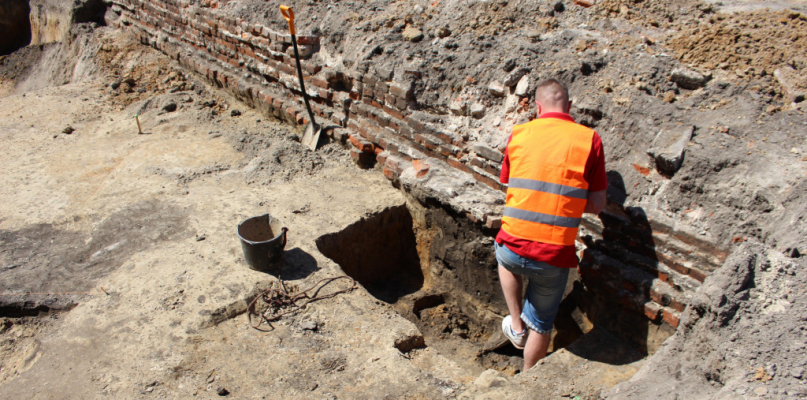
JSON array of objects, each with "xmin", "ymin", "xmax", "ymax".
[{"xmin": 0, "ymin": 33, "xmax": 435, "ymax": 398}]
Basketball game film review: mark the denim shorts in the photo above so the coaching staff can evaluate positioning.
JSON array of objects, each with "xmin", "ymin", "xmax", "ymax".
[{"xmin": 494, "ymin": 241, "xmax": 570, "ymax": 335}]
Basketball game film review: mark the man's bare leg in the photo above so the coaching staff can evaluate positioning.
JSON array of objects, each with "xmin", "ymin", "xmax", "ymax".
[
  {"xmin": 523, "ymin": 330, "xmax": 551, "ymax": 371},
  {"xmin": 498, "ymin": 264, "xmax": 525, "ymax": 333}
]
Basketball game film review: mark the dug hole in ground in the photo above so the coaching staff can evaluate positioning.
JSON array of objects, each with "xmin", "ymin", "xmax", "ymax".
[{"xmin": 1, "ymin": 0, "xmax": 807, "ymax": 399}]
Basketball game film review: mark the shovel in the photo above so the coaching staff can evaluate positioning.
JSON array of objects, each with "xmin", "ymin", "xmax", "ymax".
[{"xmin": 280, "ymin": 5, "xmax": 322, "ymax": 151}]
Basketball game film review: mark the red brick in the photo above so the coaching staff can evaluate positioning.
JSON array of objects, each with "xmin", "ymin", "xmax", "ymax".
[
  {"xmin": 330, "ymin": 114, "xmax": 345, "ymax": 127},
  {"xmin": 472, "ymin": 170, "xmax": 503, "ymax": 191},
  {"xmin": 383, "ymin": 105, "xmax": 406, "ymax": 121},
  {"xmin": 446, "ymin": 158, "xmax": 472, "ymax": 174},
  {"xmin": 412, "ymin": 159, "xmax": 430, "ymax": 178},
  {"xmin": 689, "ymin": 267, "xmax": 708, "ymax": 283},
  {"xmin": 383, "ymin": 166, "xmax": 397, "ymax": 180},
  {"xmin": 390, "ymin": 83, "xmax": 413, "ymax": 99},
  {"xmin": 318, "ymin": 89, "xmax": 333, "ymax": 101},
  {"xmin": 662, "ymin": 309, "xmax": 680, "ymax": 328},
  {"xmin": 644, "ymin": 301, "xmax": 662, "ymax": 321},
  {"xmin": 304, "ymin": 63, "xmax": 322, "ymax": 75},
  {"xmin": 376, "ymin": 151, "xmax": 389, "ymax": 165},
  {"xmin": 310, "ymin": 76, "xmax": 329, "ymax": 89},
  {"xmin": 349, "ymin": 135, "xmax": 373, "ymax": 153}
]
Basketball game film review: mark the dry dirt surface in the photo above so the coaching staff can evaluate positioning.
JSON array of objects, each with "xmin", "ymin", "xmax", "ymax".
[
  {"xmin": 0, "ymin": 28, "xmax": 441, "ymax": 399},
  {"xmin": 2, "ymin": 0, "xmax": 807, "ymax": 399}
]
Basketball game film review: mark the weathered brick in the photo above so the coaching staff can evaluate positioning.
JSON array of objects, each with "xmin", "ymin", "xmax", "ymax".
[
  {"xmin": 349, "ymin": 135, "xmax": 374, "ymax": 153},
  {"xmin": 473, "ymin": 144, "xmax": 504, "ymax": 163},
  {"xmin": 644, "ymin": 301, "xmax": 662, "ymax": 321},
  {"xmin": 662, "ymin": 308, "xmax": 680, "ymax": 328},
  {"xmin": 472, "ymin": 169, "xmax": 504, "ymax": 191},
  {"xmin": 390, "ymin": 82, "xmax": 414, "ymax": 99},
  {"xmin": 414, "ymin": 133, "xmax": 440, "ymax": 150},
  {"xmin": 412, "ymin": 159, "xmax": 430, "ymax": 178},
  {"xmin": 470, "ymin": 157, "xmax": 486, "ymax": 169},
  {"xmin": 689, "ymin": 267, "xmax": 708, "ymax": 283},
  {"xmin": 318, "ymin": 89, "xmax": 333, "ymax": 101},
  {"xmin": 485, "ymin": 216, "xmax": 502, "ymax": 230},
  {"xmin": 310, "ymin": 76, "xmax": 329, "ymax": 89},
  {"xmin": 440, "ymin": 144, "xmax": 460, "ymax": 157},
  {"xmin": 446, "ymin": 158, "xmax": 473, "ymax": 174}
]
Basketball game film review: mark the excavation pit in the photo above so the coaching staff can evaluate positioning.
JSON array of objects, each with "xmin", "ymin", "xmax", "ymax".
[
  {"xmin": 315, "ymin": 205, "xmax": 424, "ymax": 303},
  {"xmin": 316, "ymin": 203, "xmax": 596, "ymax": 373}
]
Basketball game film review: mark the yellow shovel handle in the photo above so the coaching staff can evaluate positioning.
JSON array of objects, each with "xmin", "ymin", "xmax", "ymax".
[{"xmin": 280, "ymin": 5, "xmax": 295, "ymax": 35}]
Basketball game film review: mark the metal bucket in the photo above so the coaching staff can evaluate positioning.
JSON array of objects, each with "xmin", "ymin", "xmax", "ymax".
[{"xmin": 237, "ymin": 214, "xmax": 287, "ymax": 273}]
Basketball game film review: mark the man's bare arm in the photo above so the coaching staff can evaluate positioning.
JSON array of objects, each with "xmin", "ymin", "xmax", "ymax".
[{"xmin": 584, "ymin": 190, "xmax": 606, "ymax": 214}]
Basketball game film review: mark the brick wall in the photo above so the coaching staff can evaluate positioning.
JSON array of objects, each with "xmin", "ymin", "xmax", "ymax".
[
  {"xmin": 108, "ymin": 0, "xmax": 728, "ymax": 338},
  {"xmin": 108, "ymin": 0, "xmax": 504, "ymax": 196}
]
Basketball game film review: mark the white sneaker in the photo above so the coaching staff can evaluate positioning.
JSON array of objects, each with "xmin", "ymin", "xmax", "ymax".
[{"xmin": 502, "ymin": 315, "xmax": 528, "ymax": 350}]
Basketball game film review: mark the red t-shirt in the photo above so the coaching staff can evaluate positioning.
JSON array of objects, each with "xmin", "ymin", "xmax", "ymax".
[{"xmin": 495, "ymin": 112, "xmax": 607, "ymax": 268}]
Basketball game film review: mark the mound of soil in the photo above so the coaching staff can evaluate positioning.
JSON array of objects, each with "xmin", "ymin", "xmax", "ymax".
[
  {"xmin": 670, "ymin": 10, "xmax": 807, "ymax": 89},
  {"xmin": 0, "ymin": 44, "xmax": 50, "ymax": 83}
]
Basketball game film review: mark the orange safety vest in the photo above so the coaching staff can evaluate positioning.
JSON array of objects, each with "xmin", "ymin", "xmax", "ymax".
[{"xmin": 501, "ymin": 117, "xmax": 595, "ymax": 246}]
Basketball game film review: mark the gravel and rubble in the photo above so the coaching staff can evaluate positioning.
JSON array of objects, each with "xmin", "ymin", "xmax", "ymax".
[{"xmin": 607, "ymin": 243, "xmax": 807, "ymax": 399}]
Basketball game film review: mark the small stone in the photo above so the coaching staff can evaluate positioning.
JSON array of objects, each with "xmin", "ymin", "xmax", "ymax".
[
  {"xmin": 473, "ymin": 369, "xmax": 508, "ymax": 389},
  {"xmin": 62, "ymin": 126, "xmax": 74, "ymax": 134},
  {"xmin": 470, "ymin": 103, "xmax": 486, "ymax": 119},
  {"xmin": 664, "ymin": 91, "xmax": 676, "ymax": 103},
  {"xmin": 402, "ymin": 26, "xmax": 424, "ymax": 42},
  {"xmin": 488, "ymin": 81, "xmax": 506, "ymax": 97},
  {"xmin": 754, "ymin": 387, "xmax": 768, "ymax": 396},
  {"xmin": 647, "ymin": 126, "xmax": 694, "ymax": 175},
  {"xmin": 670, "ymin": 68, "xmax": 708, "ymax": 90},
  {"xmin": 502, "ymin": 59, "xmax": 517, "ymax": 72},
  {"xmin": 503, "ymin": 68, "xmax": 529, "ymax": 87},
  {"xmin": 514, "ymin": 75, "xmax": 531, "ymax": 97},
  {"xmin": 449, "ymin": 98, "xmax": 467, "ymax": 115},
  {"xmin": 435, "ymin": 27, "xmax": 451, "ymax": 38},
  {"xmin": 217, "ymin": 387, "xmax": 229, "ymax": 396},
  {"xmin": 791, "ymin": 147, "xmax": 802, "ymax": 154},
  {"xmin": 301, "ymin": 320, "xmax": 318, "ymax": 331},
  {"xmin": 230, "ymin": 109, "xmax": 241, "ymax": 117}
]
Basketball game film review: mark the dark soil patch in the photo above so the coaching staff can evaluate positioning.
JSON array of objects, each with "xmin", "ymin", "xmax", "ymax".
[{"xmin": 0, "ymin": 200, "xmax": 190, "ymax": 312}]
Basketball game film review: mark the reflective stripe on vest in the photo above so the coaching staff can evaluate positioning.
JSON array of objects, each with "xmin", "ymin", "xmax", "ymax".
[{"xmin": 501, "ymin": 117, "xmax": 594, "ymax": 246}]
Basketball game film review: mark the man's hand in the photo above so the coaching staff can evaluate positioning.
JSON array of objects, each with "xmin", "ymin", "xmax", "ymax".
[{"xmin": 584, "ymin": 190, "xmax": 606, "ymax": 214}]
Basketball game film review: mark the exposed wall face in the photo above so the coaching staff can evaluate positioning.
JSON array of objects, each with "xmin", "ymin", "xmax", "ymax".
[
  {"xmin": 29, "ymin": 0, "xmax": 72, "ymax": 45},
  {"xmin": 0, "ymin": 0, "xmax": 32, "ymax": 55},
  {"xmin": 107, "ymin": 0, "xmax": 731, "ymax": 344}
]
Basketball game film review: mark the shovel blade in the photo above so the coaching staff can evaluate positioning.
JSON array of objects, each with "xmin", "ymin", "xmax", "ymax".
[{"xmin": 301, "ymin": 122, "xmax": 321, "ymax": 151}]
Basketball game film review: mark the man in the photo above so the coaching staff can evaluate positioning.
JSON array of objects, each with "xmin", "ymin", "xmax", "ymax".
[{"xmin": 496, "ymin": 78, "xmax": 607, "ymax": 371}]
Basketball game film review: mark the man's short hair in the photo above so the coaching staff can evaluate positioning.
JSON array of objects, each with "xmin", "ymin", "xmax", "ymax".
[{"xmin": 534, "ymin": 78, "xmax": 569, "ymax": 108}]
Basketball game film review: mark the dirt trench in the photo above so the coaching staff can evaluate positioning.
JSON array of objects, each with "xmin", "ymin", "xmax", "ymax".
[{"xmin": 315, "ymin": 200, "xmax": 633, "ymax": 376}]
